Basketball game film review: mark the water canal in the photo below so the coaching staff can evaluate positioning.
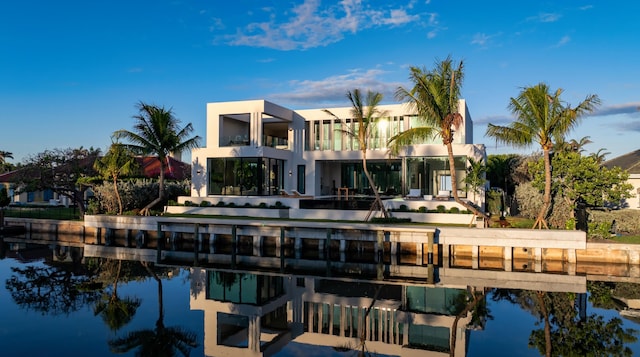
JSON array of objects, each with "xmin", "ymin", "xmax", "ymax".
[{"xmin": 0, "ymin": 232, "xmax": 639, "ymax": 356}]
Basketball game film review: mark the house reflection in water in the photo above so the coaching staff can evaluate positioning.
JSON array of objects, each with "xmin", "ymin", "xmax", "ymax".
[{"xmin": 190, "ymin": 268, "xmax": 476, "ymax": 356}]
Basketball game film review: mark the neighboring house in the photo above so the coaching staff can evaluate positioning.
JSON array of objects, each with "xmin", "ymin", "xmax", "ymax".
[
  {"xmin": 135, "ymin": 156, "xmax": 191, "ymax": 180},
  {"xmin": 603, "ymin": 149, "xmax": 640, "ymax": 209},
  {"xmin": 0, "ymin": 155, "xmax": 190, "ymax": 205},
  {"xmin": 190, "ymin": 99, "xmax": 486, "ymax": 203}
]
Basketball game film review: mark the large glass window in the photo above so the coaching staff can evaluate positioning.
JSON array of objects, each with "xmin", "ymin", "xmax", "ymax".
[
  {"xmin": 206, "ymin": 271, "xmax": 284, "ymax": 304},
  {"xmin": 322, "ymin": 120, "xmax": 331, "ymax": 150},
  {"xmin": 339, "ymin": 160, "xmax": 401, "ymax": 195},
  {"xmin": 220, "ymin": 115, "xmax": 250, "ymax": 147},
  {"xmin": 405, "ymin": 156, "xmax": 466, "ymax": 196},
  {"xmin": 207, "ymin": 157, "xmax": 284, "ymax": 196},
  {"xmin": 333, "ymin": 120, "xmax": 342, "ymax": 150}
]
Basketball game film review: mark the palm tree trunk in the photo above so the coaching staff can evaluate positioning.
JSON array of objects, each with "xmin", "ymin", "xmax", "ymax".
[
  {"xmin": 447, "ymin": 143, "xmax": 487, "ymax": 220},
  {"xmin": 533, "ymin": 149, "xmax": 551, "ymax": 229},
  {"xmin": 450, "ymin": 293, "xmax": 481, "ymax": 356},
  {"xmin": 537, "ymin": 291, "xmax": 552, "ymax": 357},
  {"xmin": 362, "ymin": 153, "xmax": 388, "ymax": 219},
  {"xmin": 113, "ymin": 175, "xmax": 123, "ymax": 215},
  {"xmin": 141, "ymin": 158, "xmax": 166, "ymax": 215},
  {"xmin": 111, "ymin": 260, "xmax": 122, "ymax": 303},
  {"xmin": 142, "ymin": 262, "xmax": 164, "ymax": 325}
]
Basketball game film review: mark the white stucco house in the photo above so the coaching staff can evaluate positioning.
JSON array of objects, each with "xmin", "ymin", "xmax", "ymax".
[{"xmin": 186, "ymin": 99, "xmax": 486, "ymax": 209}]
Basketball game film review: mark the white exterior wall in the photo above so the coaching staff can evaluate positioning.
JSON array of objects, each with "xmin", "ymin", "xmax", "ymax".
[
  {"xmin": 190, "ymin": 99, "xmax": 485, "ymax": 200},
  {"xmin": 627, "ymin": 174, "xmax": 640, "ymax": 209}
]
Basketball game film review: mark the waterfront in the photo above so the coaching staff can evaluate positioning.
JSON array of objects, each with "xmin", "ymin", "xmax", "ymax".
[{"xmin": 1, "ymin": 233, "xmax": 640, "ymax": 356}]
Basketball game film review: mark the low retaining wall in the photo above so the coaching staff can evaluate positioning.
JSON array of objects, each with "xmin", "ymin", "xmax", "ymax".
[
  {"xmin": 164, "ymin": 206, "xmax": 474, "ymax": 224},
  {"xmin": 12, "ymin": 216, "xmax": 640, "ymax": 269}
]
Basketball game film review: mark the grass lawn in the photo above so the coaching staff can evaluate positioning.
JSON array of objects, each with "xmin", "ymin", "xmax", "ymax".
[
  {"xmin": 4, "ymin": 206, "xmax": 82, "ymax": 220},
  {"xmin": 608, "ymin": 235, "xmax": 640, "ymax": 244}
]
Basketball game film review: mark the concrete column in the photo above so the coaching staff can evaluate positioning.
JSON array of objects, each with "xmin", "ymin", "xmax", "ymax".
[
  {"xmin": 534, "ymin": 247, "xmax": 542, "ymax": 272},
  {"xmin": 95, "ymin": 227, "xmax": 101, "ymax": 245},
  {"xmin": 308, "ymin": 303, "xmax": 315, "ymax": 333},
  {"xmin": 248, "ymin": 315, "xmax": 261, "ymax": 352},
  {"xmin": 253, "ymin": 235, "xmax": 261, "ymax": 257},
  {"xmin": 390, "ymin": 241, "xmax": 397, "ymax": 255},
  {"xmin": 209, "ymin": 233, "xmax": 216, "ymax": 254},
  {"xmin": 340, "ymin": 305, "xmax": 345, "ymax": 337},
  {"xmin": 416, "ymin": 243, "xmax": 423, "ymax": 266},
  {"xmin": 318, "ymin": 303, "xmax": 324, "ymax": 333},
  {"xmin": 629, "ymin": 250, "xmax": 640, "ymax": 265},
  {"xmin": 328, "ymin": 303, "xmax": 334, "ymax": 335},
  {"xmin": 472, "ymin": 246, "xmax": 479, "ymax": 269},
  {"xmin": 504, "ymin": 247, "xmax": 513, "ymax": 272},
  {"xmin": 295, "ymin": 237, "xmax": 302, "ymax": 259}
]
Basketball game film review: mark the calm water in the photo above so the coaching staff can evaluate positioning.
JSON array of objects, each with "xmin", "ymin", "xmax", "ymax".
[{"xmin": 1, "ymin": 239, "xmax": 639, "ymax": 356}]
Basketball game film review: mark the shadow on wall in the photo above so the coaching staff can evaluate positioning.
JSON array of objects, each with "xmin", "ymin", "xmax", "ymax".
[{"xmin": 192, "ymin": 157, "xmax": 205, "ymax": 197}]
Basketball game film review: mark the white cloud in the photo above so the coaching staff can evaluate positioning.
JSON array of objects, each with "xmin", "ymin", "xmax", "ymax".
[
  {"xmin": 223, "ymin": 0, "xmax": 424, "ymax": 50},
  {"xmin": 268, "ymin": 68, "xmax": 403, "ymax": 106},
  {"xmin": 553, "ymin": 35, "xmax": 571, "ymax": 47},
  {"xmin": 591, "ymin": 102, "xmax": 640, "ymax": 117},
  {"xmin": 471, "ymin": 33, "xmax": 490, "ymax": 46},
  {"xmin": 527, "ymin": 12, "xmax": 562, "ymax": 23},
  {"xmin": 470, "ymin": 32, "xmax": 501, "ymax": 48}
]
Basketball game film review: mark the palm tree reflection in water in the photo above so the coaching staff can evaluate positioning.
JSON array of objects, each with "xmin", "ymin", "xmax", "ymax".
[
  {"xmin": 108, "ymin": 261, "xmax": 198, "ymax": 356},
  {"xmin": 94, "ymin": 260, "xmax": 141, "ymax": 332}
]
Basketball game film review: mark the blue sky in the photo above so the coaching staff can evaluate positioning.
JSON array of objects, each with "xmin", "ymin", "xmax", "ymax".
[{"xmin": 1, "ymin": 0, "xmax": 638, "ymax": 163}]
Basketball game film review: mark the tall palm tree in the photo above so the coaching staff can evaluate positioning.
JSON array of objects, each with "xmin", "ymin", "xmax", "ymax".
[
  {"xmin": 390, "ymin": 56, "xmax": 486, "ymax": 219},
  {"xmin": 485, "ymin": 83, "xmax": 600, "ymax": 229},
  {"xmin": 94, "ymin": 142, "xmax": 139, "ymax": 215},
  {"xmin": 113, "ymin": 102, "xmax": 201, "ymax": 215},
  {"xmin": 324, "ymin": 89, "xmax": 389, "ymax": 219}
]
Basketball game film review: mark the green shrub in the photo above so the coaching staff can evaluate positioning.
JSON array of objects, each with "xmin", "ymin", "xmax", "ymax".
[
  {"xmin": 199, "ymin": 200, "xmax": 211, "ymax": 207},
  {"xmin": 436, "ymin": 205, "xmax": 446, "ymax": 213},
  {"xmin": 167, "ymin": 199, "xmax": 178, "ymax": 206},
  {"xmin": 589, "ymin": 209, "xmax": 640, "ymax": 236},
  {"xmin": 588, "ymin": 221, "xmax": 612, "ymax": 239},
  {"xmin": 418, "ymin": 206, "xmax": 427, "ymax": 213},
  {"xmin": 398, "ymin": 204, "xmax": 409, "ymax": 212},
  {"xmin": 486, "ymin": 189, "xmax": 504, "ymax": 216},
  {"xmin": 274, "ymin": 201, "xmax": 283, "ymax": 208},
  {"xmin": 244, "ymin": 202, "xmax": 252, "ymax": 207},
  {"xmin": 91, "ymin": 179, "xmax": 191, "ymax": 214},
  {"xmin": 227, "ymin": 202, "xmax": 236, "ymax": 208},
  {"xmin": 449, "ymin": 207, "xmax": 460, "ymax": 214},
  {"xmin": 215, "ymin": 201, "xmax": 226, "ymax": 207},
  {"xmin": 371, "ymin": 217, "xmax": 412, "ymax": 224},
  {"xmin": 258, "ymin": 202, "xmax": 267, "ymax": 208},
  {"xmin": 184, "ymin": 200, "xmax": 194, "ymax": 206}
]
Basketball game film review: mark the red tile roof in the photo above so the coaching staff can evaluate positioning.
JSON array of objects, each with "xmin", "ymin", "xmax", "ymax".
[{"xmin": 135, "ymin": 156, "xmax": 191, "ymax": 180}]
